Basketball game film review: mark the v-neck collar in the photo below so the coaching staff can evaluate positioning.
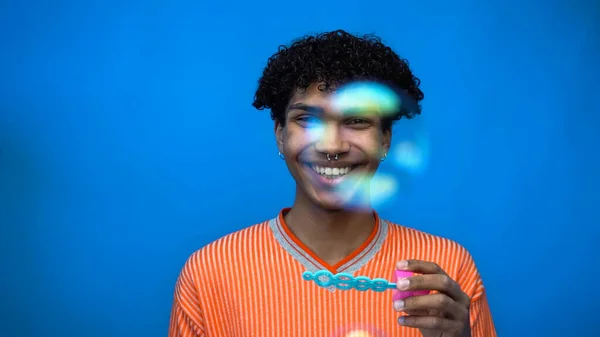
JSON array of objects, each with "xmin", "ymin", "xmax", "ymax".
[{"xmin": 268, "ymin": 208, "xmax": 389, "ymax": 275}]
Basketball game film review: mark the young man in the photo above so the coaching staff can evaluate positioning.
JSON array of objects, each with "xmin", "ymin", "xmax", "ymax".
[{"xmin": 168, "ymin": 30, "xmax": 496, "ymax": 337}]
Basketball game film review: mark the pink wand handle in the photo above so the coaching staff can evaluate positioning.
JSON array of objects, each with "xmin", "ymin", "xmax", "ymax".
[{"xmin": 392, "ymin": 270, "xmax": 430, "ymax": 301}]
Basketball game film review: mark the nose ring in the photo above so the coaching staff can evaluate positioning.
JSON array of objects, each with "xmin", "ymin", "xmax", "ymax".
[{"xmin": 327, "ymin": 153, "xmax": 339, "ymax": 161}]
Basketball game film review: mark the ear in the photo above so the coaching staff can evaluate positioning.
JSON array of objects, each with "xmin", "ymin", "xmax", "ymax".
[
  {"xmin": 382, "ymin": 128, "xmax": 392, "ymax": 156},
  {"xmin": 275, "ymin": 121, "xmax": 284, "ymax": 152}
]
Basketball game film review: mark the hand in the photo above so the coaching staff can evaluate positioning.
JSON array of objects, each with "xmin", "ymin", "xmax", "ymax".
[{"xmin": 393, "ymin": 260, "xmax": 471, "ymax": 337}]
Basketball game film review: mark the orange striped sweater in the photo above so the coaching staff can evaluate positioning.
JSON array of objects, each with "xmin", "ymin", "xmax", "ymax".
[{"xmin": 168, "ymin": 209, "xmax": 496, "ymax": 337}]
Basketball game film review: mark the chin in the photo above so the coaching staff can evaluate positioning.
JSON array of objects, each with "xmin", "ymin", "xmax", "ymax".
[
  {"xmin": 310, "ymin": 191, "xmax": 368, "ymax": 212},
  {"xmin": 314, "ymin": 200, "xmax": 346, "ymax": 211}
]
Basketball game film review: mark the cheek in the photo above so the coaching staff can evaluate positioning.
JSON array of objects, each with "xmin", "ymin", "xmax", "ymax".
[
  {"xmin": 283, "ymin": 129, "xmax": 311, "ymax": 155},
  {"xmin": 349, "ymin": 132, "xmax": 383, "ymax": 160}
]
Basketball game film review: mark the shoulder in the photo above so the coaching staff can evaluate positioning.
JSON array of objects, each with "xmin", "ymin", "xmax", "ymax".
[
  {"xmin": 385, "ymin": 220, "xmax": 471, "ymax": 259},
  {"xmin": 177, "ymin": 219, "xmax": 275, "ymax": 286},
  {"xmin": 183, "ymin": 220, "xmax": 272, "ymax": 270}
]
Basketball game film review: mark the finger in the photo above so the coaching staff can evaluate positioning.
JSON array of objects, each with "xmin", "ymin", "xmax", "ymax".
[
  {"xmin": 398, "ymin": 315, "xmax": 465, "ymax": 333},
  {"xmin": 426, "ymin": 309, "xmax": 445, "ymax": 317},
  {"xmin": 402, "ymin": 309, "xmax": 429, "ymax": 316},
  {"xmin": 396, "ymin": 260, "xmax": 446, "ymax": 275},
  {"xmin": 401, "ymin": 308, "xmax": 444, "ymax": 317},
  {"xmin": 395, "ymin": 293, "xmax": 468, "ymax": 321},
  {"xmin": 399, "ymin": 273, "xmax": 470, "ymax": 306}
]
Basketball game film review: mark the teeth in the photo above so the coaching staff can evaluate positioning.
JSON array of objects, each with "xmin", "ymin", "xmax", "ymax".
[{"xmin": 310, "ymin": 165, "xmax": 352, "ymax": 177}]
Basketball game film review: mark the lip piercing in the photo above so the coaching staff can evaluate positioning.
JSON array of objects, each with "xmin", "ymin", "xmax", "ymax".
[{"xmin": 327, "ymin": 153, "xmax": 339, "ymax": 161}]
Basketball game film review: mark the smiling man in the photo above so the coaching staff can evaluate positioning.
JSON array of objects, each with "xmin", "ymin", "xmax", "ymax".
[{"xmin": 168, "ymin": 30, "xmax": 496, "ymax": 337}]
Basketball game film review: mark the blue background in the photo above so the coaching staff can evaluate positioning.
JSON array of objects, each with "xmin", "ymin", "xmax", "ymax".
[{"xmin": 1, "ymin": 0, "xmax": 599, "ymax": 336}]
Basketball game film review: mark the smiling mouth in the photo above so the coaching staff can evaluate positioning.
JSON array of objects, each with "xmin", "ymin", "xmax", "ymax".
[{"xmin": 308, "ymin": 164, "xmax": 359, "ymax": 179}]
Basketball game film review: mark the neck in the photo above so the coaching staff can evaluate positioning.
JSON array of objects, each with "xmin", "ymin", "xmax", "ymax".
[{"xmin": 284, "ymin": 189, "xmax": 376, "ymax": 267}]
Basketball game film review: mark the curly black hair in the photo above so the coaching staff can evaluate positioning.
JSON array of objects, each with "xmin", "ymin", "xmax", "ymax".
[{"xmin": 252, "ymin": 30, "xmax": 424, "ymax": 131}]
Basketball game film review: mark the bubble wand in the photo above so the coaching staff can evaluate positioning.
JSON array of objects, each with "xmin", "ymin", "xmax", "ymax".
[{"xmin": 302, "ymin": 270, "xmax": 429, "ymax": 300}]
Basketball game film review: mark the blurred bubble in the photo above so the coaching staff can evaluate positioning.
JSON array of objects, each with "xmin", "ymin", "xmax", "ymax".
[
  {"xmin": 335, "ymin": 172, "xmax": 398, "ymax": 210},
  {"xmin": 331, "ymin": 324, "xmax": 387, "ymax": 337},
  {"xmin": 306, "ymin": 120, "xmax": 326, "ymax": 141},
  {"xmin": 389, "ymin": 116, "xmax": 429, "ymax": 175},
  {"xmin": 345, "ymin": 330, "xmax": 373, "ymax": 337},
  {"xmin": 331, "ymin": 81, "xmax": 400, "ymax": 117},
  {"xmin": 368, "ymin": 173, "xmax": 398, "ymax": 207},
  {"xmin": 330, "ymin": 80, "xmax": 419, "ymax": 118},
  {"xmin": 392, "ymin": 137, "xmax": 429, "ymax": 174},
  {"xmin": 329, "ymin": 79, "xmax": 430, "ymax": 175}
]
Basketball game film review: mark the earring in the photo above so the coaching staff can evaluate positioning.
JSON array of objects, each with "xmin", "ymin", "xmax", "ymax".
[
  {"xmin": 278, "ymin": 151, "xmax": 285, "ymax": 160},
  {"xmin": 380, "ymin": 153, "xmax": 387, "ymax": 162}
]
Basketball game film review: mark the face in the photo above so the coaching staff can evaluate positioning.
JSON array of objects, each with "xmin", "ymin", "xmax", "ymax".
[{"xmin": 275, "ymin": 83, "xmax": 391, "ymax": 210}]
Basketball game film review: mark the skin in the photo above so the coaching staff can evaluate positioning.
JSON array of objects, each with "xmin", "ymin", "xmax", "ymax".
[{"xmin": 275, "ymin": 82, "xmax": 471, "ymax": 336}]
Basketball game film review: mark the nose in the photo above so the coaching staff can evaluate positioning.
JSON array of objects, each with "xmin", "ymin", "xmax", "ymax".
[{"xmin": 314, "ymin": 123, "xmax": 350, "ymax": 156}]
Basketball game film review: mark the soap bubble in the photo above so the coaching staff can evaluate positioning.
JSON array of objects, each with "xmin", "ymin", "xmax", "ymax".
[
  {"xmin": 331, "ymin": 81, "xmax": 402, "ymax": 117},
  {"xmin": 305, "ymin": 120, "xmax": 326, "ymax": 142},
  {"xmin": 390, "ymin": 115, "xmax": 429, "ymax": 175},
  {"xmin": 330, "ymin": 323, "xmax": 387, "ymax": 337},
  {"xmin": 345, "ymin": 330, "xmax": 374, "ymax": 337},
  {"xmin": 334, "ymin": 172, "xmax": 399, "ymax": 211}
]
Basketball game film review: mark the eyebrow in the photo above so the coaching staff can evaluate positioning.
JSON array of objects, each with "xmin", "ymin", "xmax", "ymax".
[{"xmin": 287, "ymin": 103, "xmax": 325, "ymax": 114}]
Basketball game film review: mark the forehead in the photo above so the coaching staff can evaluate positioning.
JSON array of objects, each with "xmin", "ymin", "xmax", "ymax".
[{"xmin": 287, "ymin": 83, "xmax": 336, "ymax": 110}]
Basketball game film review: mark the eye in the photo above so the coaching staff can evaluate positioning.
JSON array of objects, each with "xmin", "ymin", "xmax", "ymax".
[
  {"xmin": 348, "ymin": 118, "xmax": 372, "ymax": 126},
  {"xmin": 348, "ymin": 118, "xmax": 368, "ymax": 124},
  {"xmin": 296, "ymin": 115, "xmax": 321, "ymax": 127}
]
